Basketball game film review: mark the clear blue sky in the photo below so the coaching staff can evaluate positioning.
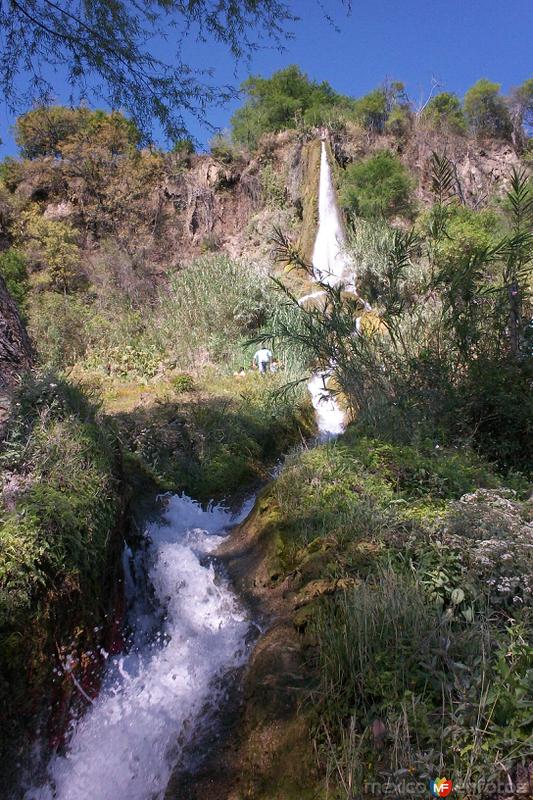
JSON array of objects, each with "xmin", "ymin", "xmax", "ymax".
[{"xmin": 1, "ymin": 0, "xmax": 531, "ymax": 156}]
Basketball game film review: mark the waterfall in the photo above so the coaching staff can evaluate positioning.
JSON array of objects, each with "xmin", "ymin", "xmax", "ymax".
[
  {"xmin": 311, "ymin": 140, "xmax": 352, "ymax": 288},
  {"xmin": 24, "ymin": 495, "xmax": 254, "ymax": 800},
  {"xmin": 306, "ymin": 138, "xmax": 351, "ymax": 439}
]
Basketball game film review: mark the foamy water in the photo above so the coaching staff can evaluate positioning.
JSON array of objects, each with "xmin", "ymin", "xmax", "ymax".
[
  {"xmin": 308, "ymin": 372, "xmax": 345, "ymax": 440},
  {"xmin": 312, "ymin": 140, "xmax": 352, "ymax": 288},
  {"xmin": 24, "ymin": 495, "xmax": 253, "ymax": 800},
  {"xmin": 306, "ymin": 138, "xmax": 349, "ymax": 439}
]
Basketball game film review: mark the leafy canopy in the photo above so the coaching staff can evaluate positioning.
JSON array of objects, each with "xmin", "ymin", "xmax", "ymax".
[
  {"xmin": 0, "ymin": 0, "xmax": 306, "ymax": 140},
  {"xmin": 422, "ymin": 92, "xmax": 466, "ymax": 133},
  {"xmin": 15, "ymin": 107, "xmax": 140, "ymax": 159},
  {"xmin": 464, "ymin": 79, "xmax": 512, "ymax": 139},
  {"xmin": 231, "ymin": 65, "xmax": 353, "ymax": 148}
]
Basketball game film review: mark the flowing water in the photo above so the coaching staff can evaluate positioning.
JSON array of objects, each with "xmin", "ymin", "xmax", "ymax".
[
  {"xmin": 23, "ymin": 137, "xmax": 349, "ymax": 800},
  {"xmin": 306, "ymin": 138, "xmax": 352, "ymax": 438},
  {"xmin": 24, "ymin": 495, "xmax": 254, "ymax": 800},
  {"xmin": 311, "ymin": 140, "xmax": 352, "ymax": 288}
]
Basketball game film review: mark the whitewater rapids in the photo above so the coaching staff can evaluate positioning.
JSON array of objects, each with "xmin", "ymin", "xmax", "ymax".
[{"xmin": 24, "ymin": 495, "xmax": 253, "ymax": 800}]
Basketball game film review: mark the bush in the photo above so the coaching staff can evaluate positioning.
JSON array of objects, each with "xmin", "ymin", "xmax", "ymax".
[
  {"xmin": 464, "ymin": 79, "xmax": 512, "ymax": 139},
  {"xmin": 15, "ymin": 106, "xmax": 140, "ymax": 159},
  {"xmin": 352, "ymin": 89, "xmax": 388, "ymax": 132},
  {"xmin": 0, "ymin": 249, "xmax": 29, "ymax": 315},
  {"xmin": 27, "ymin": 291, "xmax": 91, "ymax": 367},
  {"xmin": 341, "ymin": 150, "xmax": 415, "ymax": 220},
  {"xmin": 421, "ymin": 91, "xmax": 466, "ymax": 134},
  {"xmin": 171, "ymin": 137, "xmax": 195, "ymax": 157},
  {"xmin": 0, "ymin": 375, "xmax": 122, "ymax": 780},
  {"xmin": 210, "ymin": 132, "xmax": 238, "ymax": 163},
  {"xmin": 231, "ymin": 65, "xmax": 353, "ymax": 149},
  {"xmin": 170, "ymin": 372, "xmax": 195, "ymax": 393},
  {"xmin": 152, "ymin": 255, "xmax": 274, "ymax": 368}
]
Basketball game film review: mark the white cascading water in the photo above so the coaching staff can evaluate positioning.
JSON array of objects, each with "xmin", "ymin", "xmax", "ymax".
[
  {"xmin": 306, "ymin": 138, "xmax": 351, "ymax": 439},
  {"xmin": 311, "ymin": 140, "xmax": 352, "ymax": 288},
  {"xmin": 24, "ymin": 494, "xmax": 254, "ymax": 800}
]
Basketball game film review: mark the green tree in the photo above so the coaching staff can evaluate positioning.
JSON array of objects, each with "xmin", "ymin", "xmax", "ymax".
[
  {"xmin": 171, "ymin": 138, "xmax": 195, "ymax": 157},
  {"xmin": 464, "ymin": 79, "xmax": 512, "ymax": 139},
  {"xmin": 341, "ymin": 150, "xmax": 415, "ymax": 220},
  {"xmin": 352, "ymin": 89, "xmax": 388, "ymax": 132},
  {"xmin": 231, "ymin": 65, "xmax": 350, "ymax": 148},
  {"xmin": 421, "ymin": 92, "xmax": 466, "ymax": 134},
  {"xmin": 15, "ymin": 106, "xmax": 89, "ymax": 158},
  {"xmin": 508, "ymin": 78, "xmax": 533, "ymax": 149},
  {"xmin": 15, "ymin": 107, "xmax": 140, "ymax": 159},
  {"xmin": 353, "ymin": 81, "xmax": 408, "ymax": 134}
]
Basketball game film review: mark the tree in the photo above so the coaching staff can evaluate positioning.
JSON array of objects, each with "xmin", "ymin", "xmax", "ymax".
[
  {"xmin": 421, "ymin": 92, "xmax": 466, "ymax": 134},
  {"xmin": 0, "ymin": 1, "xmax": 348, "ymax": 142},
  {"xmin": 464, "ymin": 79, "xmax": 512, "ymax": 139},
  {"xmin": 353, "ymin": 81, "xmax": 409, "ymax": 134},
  {"xmin": 352, "ymin": 89, "xmax": 388, "ymax": 133},
  {"xmin": 341, "ymin": 150, "xmax": 415, "ymax": 220},
  {"xmin": 15, "ymin": 107, "xmax": 140, "ymax": 158},
  {"xmin": 231, "ymin": 65, "xmax": 350, "ymax": 148},
  {"xmin": 15, "ymin": 106, "xmax": 86, "ymax": 158},
  {"xmin": 508, "ymin": 78, "xmax": 533, "ymax": 150}
]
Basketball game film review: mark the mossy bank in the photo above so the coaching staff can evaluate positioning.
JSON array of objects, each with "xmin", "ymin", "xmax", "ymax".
[{"xmin": 172, "ymin": 427, "xmax": 533, "ymax": 800}]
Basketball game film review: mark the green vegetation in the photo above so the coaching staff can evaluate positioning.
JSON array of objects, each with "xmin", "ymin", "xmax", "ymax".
[
  {"xmin": 269, "ymin": 161, "xmax": 533, "ymax": 473},
  {"xmin": 422, "ymin": 91, "xmax": 466, "ymax": 133},
  {"xmin": 0, "ymin": 375, "xmax": 123, "ymax": 777},
  {"xmin": 111, "ymin": 372, "xmax": 314, "ymax": 503},
  {"xmin": 231, "ymin": 65, "xmax": 354, "ymax": 149},
  {"xmin": 1, "ymin": 66, "xmax": 532, "ymax": 796},
  {"xmin": 255, "ymin": 431, "xmax": 533, "ymax": 799},
  {"xmin": 15, "ymin": 107, "xmax": 140, "ymax": 159},
  {"xmin": 0, "ymin": 249, "xmax": 29, "ymax": 315},
  {"xmin": 464, "ymin": 79, "xmax": 512, "ymax": 139},
  {"xmin": 341, "ymin": 150, "xmax": 416, "ymax": 220}
]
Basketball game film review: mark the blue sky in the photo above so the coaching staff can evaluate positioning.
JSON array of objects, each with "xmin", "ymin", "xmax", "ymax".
[{"xmin": 1, "ymin": 0, "xmax": 531, "ymax": 156}]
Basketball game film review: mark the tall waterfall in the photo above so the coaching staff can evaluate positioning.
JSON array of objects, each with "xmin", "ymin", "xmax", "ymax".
[
  {"xmin": 311, "ymin": 140, "xmax": 351, "ymax": 287},
  {"xmin": 306, "ymin": 138, "xmax": 350, "ymax": 440}
]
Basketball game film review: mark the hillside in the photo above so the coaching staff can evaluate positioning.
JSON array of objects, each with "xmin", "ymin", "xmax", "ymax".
[{"xmin": 1, "ymin": 71, "xmax": 533, "ymax": 799}]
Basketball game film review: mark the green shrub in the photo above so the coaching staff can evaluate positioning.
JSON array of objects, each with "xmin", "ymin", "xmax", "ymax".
[
  {"xmin": 352, "ymin": 89, "xmax": 388, "ymax": 132},
  {"xmin": 170, "ymin": 372, "xmax": 195, "ymax": 393},
  {"xmin": 27, "ymin": 291, "xmax": 92, "ymax": 367},
  {"xmin": 0, "ymin": 375, "xmax": 122, "ymax": 778},
  {"xmin": 152, "ymin": 255, "xmax": 274, "ymax": 368},
  {"xmin": 15, "ymin": 106, "xmax": 140, "ymax": 158},
  {"xmin": 464, "ymin": 79, "xmax": 512, "ymax": 139},
  {"xmin": 231, "ymin": 65, "xmax": 353, "ymax": 149},
  {"xmin": 421, "ymin": 91, "xmax": 466, "ymax": 133},
  {"xmin": 341, "ymin": 150, "xmax": 415, "ymax": 220},
  {"xmin": 210, "ymin": 133, "xmax": 238, "ymax": 163},
  {"xmin": 171, "ymin": 137, "xmax": 195, "ymax": 156},
  {"xmin": 260, "ymin": 162, "xmax": 287, "ymax": 209},
  {"xmin": 0, "ymin": 249, "xmax": 29, "ymax": 315}
]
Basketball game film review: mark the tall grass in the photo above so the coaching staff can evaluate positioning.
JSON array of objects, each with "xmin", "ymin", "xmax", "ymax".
[{"xmin": 150, "ymin": 255, "xmax": 274, "ymax": 369}]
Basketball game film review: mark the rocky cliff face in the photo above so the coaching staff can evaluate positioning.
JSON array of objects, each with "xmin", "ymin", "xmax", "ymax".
[{"xmin": 0, "ymin": 126, "xmax": 523, "ymax": 294}]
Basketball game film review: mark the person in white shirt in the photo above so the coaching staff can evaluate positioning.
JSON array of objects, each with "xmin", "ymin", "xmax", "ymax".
[{"xmin": 253, "ymin": 347, "xmax": 273, "ymax": 374}]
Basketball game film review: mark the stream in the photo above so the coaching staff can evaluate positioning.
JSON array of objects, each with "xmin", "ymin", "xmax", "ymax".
[
  {"xmin": 22, "ymin": 137, "xmax": 349, "ymax": 800},
  {"xmin": 24, "ymin": 496, "xmax": 255, "ymax": 800}
]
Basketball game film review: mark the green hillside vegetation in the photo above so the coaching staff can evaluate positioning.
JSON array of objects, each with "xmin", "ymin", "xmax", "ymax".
[
  {"xmin": 230, "ymin": 67, "xmax": 532, "ymax": 151},
  {"xmin": 253, "ymin": 157, "xmax": 533, "ymax": 798},
  {"xmin": 0, "ymin": 71, "xmax": 532, "ymax": 797}
]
